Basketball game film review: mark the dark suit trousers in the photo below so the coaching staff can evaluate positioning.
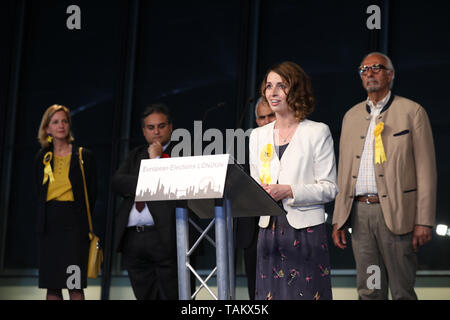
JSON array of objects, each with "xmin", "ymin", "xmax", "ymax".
[{"xmin": 122, "ymin": 228, "xmax": 178, "ymax": 300}]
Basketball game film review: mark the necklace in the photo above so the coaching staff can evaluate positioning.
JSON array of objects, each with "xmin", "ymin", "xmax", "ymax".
[{"xmin": 275, "ymin": 124, "xmax": 297, "ymax": 143}]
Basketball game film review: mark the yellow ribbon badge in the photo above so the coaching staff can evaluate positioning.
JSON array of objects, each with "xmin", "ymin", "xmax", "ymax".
[
  {"xmin": 259, "ymin": 144, "xmax": 273, "ymax": 184},
  {"xmin": 42, "ymin": 151, "xmax": 55, "ymax": 185},
  {"xmin": 374, "ymin": 122, "xmax": 387, "ymax": 164}
]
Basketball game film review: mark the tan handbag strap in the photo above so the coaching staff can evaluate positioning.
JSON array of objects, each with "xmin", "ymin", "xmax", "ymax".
[{"xmin": 78, "ymin": 147, "xmax": 94, "ymax": 234}]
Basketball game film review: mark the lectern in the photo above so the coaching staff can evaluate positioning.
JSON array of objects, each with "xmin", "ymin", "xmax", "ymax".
[
  {"xmin": 177, "ymin": 163, "xmax": 285, "ymax": 300},
  {"xmin": 135, "ymin": 154, "xmax": 285, "ymax": 300}
]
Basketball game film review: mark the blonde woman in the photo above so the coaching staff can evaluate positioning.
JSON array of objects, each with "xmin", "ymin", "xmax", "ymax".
[
  {"xmin": 249, "ymin": 62, "xmax": 337, "ymax": 300},
  {"xmin": 33, "ymin": 104, "xmax": 97, "ymax": 300}
]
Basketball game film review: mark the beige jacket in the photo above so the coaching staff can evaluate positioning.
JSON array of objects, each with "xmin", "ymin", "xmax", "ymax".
[{"xmin": 332, "ymin": 95, "xmax": 437, "ymax": 235}]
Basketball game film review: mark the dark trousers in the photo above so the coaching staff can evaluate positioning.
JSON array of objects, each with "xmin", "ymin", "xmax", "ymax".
[
  {"xmin": 122, "ymin": 228, "xmax": 178, "ymax": 300},
  {"xmin": 243, "ymin": 233, "xmax": 258, "ymax": 300}
]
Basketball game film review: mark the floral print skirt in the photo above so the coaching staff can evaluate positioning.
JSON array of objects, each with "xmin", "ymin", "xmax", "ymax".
[{"xmin": 255, "ymin": 214, "xmax": 332, "ymax": 300}]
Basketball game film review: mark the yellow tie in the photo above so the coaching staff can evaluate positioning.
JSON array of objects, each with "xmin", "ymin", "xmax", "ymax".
[{"xmin": 374, "ymin": 122, "xmax": 387, "ymax": 164}]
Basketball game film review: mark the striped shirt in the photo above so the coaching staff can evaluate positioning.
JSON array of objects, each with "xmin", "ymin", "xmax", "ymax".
[{"xmin": 355, "ymin": 91, "xmax": 391, "ymax": 196}]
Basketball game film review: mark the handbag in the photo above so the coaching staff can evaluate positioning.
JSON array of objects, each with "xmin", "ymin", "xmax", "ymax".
[{"xmin": 79, "ymin": 147, "xmax": 103, "ymax": 279}]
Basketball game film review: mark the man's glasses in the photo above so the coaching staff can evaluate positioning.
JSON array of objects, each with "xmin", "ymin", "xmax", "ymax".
[{"xmin": 358, "ymin": 64, "xmax": 389, "ymax": 75}]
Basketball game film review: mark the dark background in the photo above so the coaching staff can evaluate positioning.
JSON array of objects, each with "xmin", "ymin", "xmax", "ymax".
[{"xmin": 1, "ymin": 0, "xmax": 449, "ymax": 293}]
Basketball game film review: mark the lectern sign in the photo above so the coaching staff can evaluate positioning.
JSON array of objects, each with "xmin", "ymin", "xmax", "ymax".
[{"xmin": 135, "ymin": 154, "xmax": 230, "ymax": 201}]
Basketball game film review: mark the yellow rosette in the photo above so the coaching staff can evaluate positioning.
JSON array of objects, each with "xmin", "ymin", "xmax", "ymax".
[
  {"xmin": 374, "ymin": 122, "xmax": 387, "ymax": 164},
  {"xmin": 259, "ymin": 144, "xmax": 273, "ymax": 184},
  {"xmin": 42, "ymin": 151, "xmax": 55, "ymax": 185}
]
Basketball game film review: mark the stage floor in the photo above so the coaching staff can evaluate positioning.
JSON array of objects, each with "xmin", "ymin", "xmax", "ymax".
[{"xmin": 0, "ymin": 274, "xmax": 449, "ymax": 300}]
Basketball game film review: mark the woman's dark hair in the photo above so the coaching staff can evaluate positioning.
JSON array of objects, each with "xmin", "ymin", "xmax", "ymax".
[{"xmin": 260, "ymin": 61, "xmax": 315, "ymax": 121}]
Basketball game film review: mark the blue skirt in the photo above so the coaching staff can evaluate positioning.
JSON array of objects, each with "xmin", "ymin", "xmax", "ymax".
[{"xmin": 255, "ymin": 214, "xmax": 332, "ymax": 300}]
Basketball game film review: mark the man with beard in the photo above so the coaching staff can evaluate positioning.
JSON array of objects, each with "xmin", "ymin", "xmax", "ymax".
[{"xmin": 332, "ymin": 52, "xmax": 437, "ymax": 300}]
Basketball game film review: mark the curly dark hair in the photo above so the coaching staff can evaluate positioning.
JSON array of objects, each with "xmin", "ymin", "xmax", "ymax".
[{"xmin": 260, "ymin": 61, "xmax": 315, "ymax": 121}]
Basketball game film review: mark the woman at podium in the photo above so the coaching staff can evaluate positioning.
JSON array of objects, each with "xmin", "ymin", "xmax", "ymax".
[{"xmin": 249, "ymin": 61, "xmax": 337, "ymax": 300}]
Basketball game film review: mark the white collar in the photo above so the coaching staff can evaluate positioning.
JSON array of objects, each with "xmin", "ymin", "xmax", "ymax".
[
  {"xmin": 367, "ymin": 91, "xmax": 391, "ymax": 112},
  {"xmin": 162, "ymin": 141, "xmax": 170, "ymax": 152}
]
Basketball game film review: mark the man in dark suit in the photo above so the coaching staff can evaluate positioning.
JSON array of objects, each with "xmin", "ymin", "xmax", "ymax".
[
  {"xmin": 235, "ymin": 97, "xmax": 275, "ymax": 300},
  {"xmin": 112, "ymin": 104, "xmax": 178, "ymax": 300}
]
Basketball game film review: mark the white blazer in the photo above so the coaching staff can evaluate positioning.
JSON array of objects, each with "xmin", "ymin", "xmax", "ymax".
[{"xmin": 249, "ymin": 119, "xmax": 338, "ymax": 229}]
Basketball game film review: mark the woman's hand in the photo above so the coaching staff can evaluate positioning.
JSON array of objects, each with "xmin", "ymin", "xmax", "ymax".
[{"xmin": 261, "ymin": 184, "xmax": 293, "ymax": 202}]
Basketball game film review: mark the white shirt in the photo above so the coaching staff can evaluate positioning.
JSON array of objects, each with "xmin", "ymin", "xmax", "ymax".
[
  {"xmin": 355, "ymin": 91, "xmax": 391, "ymax": 196},
  {"xmin": 127, "ymin": 142, "xmax": 170, "ymax": 227}
]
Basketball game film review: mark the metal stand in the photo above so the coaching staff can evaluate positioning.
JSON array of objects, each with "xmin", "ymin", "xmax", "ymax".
[
  {"xmin": 174, "ymin": 163, "xmax": 285, "ymax": 300},
  {"xmin": 175, "ymin": 198, "xmax": 235, "ymax": 300},
  {"xmin": 175, "ymin": 202, "xmax": 190, "ymax": 299}
]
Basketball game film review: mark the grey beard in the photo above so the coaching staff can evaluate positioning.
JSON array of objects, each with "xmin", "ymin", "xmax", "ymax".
[
  {"xmin": 365, "ymin": 78, "xmax": 381, "ymax": 92},
  {"xmin": 366, "ymin": 85, "xmax": 381, "ymax": 92}
]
